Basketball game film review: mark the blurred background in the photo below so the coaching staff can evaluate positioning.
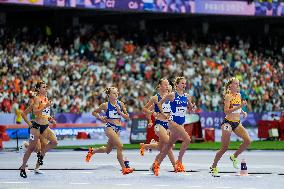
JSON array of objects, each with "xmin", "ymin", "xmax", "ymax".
[{"xmin": 0, "ymin": 0, "xmax": 283, "ymax": 150}]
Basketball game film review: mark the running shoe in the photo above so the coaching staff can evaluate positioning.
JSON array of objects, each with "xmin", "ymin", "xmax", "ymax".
[
  {"xmin": 140, "ymin": 143, "xmax": 145, "ymax": 156},
  {"xmin": 174, "ymin": 160, "xmax": 185, "ymax": 172},
  {"xmin": 211, "ymin": 167, "xmax": 220, "ymax": 177},
  {"xmin": 34, "ymin": 168, "xmax": 44, "ymax": 174},
  {"xmin": 153, "ymin": 161, "xmax": 160, "ymax": 176},
  {"xmin": 122, "ymin": 167, "xmax": 134, "ymax": 175},
  {"xmin": 20, "ymin": 168, "xmax": 27, "ymax": 178},
  {"xmin": 230, "ymin": 154, "xmax": 239, "ymax": 169},
  {"xmin": 85, "ymin": 147, "xmax": 94, "ymax": 162}
]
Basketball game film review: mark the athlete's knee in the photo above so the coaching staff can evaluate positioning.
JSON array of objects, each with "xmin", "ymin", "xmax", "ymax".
[
  {"xmin": 27, "ymin": 143, "xmax": 37, "ymax": 152},
  {"xmin": 106, "ymin": 148, "xmax": 112, "ymax": 154},
  {"xmin": 183, "ymin": 135, "xmax": 191, "ymax": 144},
  {"xmin": 244, "ymin": 138, "xmax": 251, "ymax": 146},
  {"xmin": 51, "ymin": 140, "xmax": 58, "ymax": 146}
]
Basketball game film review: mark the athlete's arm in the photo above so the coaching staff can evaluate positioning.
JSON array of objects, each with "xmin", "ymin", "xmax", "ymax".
[
  {"xmin": 241, "ymin": 109, "xmax": 247, "ymax": 118},
  {"xmin": 143, "ymin": 96, "xmax": 157, "ymax": 116},
  {"xmin": 117, "ymin": 101, "xmax": 129, "ymax": 120},
  {"xmin": 186, "ymin": 94, "xmax": 196, "ymax": 113},
  {"xmin": 92, "ymin": 103, "xmax": 108, "ymax": 123},
  {"xmin": 21, "ymin": 106, "xmax": 33, "ymax": 127}
]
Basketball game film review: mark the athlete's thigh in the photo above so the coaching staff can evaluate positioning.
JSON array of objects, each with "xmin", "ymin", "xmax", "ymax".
[
  {"xmin": 233, "ymin": 124, "xmax": 250, "ymax": 141},
  {"xmin": 105, "ymin": 127, "xmax": 122, "ymax": 147},
  {"xmin": 169, "ymin": 121, "xmax": 189, "ymax": 141},
  {"xmin": 42, "ymin": 127, "xmax": 57, "ymax": 142},
  {"xmin": 221, "ymin": 123, "xmax": 232, "ymax": 145},
  {"xmin": 29, "ymin": 128, "xmax": 40, "ymax": 145}
]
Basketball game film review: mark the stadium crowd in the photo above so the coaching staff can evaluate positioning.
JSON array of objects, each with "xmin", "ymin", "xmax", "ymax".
[{"xmin": 0, "ymin": 25, "xmax": 283, "ymax": 113}]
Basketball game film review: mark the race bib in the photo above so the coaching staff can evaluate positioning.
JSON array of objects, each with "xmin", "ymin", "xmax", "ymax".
[
  {"xmin": 42, "ymin": 107, "xmax": 50, "ymax": 117},
  {"xmin": 232, "ymin": 105, "xmax": 241, "ymax": 114},
  {"xmin": 162, "ymin": 103, "xmax": 171, "ymax": 113},
  {"xmin": 30, "ymin": 134, "xmax": 35, "ymax": 140},
  {"xmin": 109, "ymin": 110, "xmax": 120, "ymax": 119},
  {"xmin": 175, "ymin": 107, "xmax": 187, "ymax": 117}
]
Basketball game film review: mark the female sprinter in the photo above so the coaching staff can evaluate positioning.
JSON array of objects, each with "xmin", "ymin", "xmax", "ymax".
[
  {"xmin": 21, "ymin": 90, "xmax": 48, "ymax": 174},
  {"xmin": 141, "ymin": 78, "xmax": 176, "ymax": 171},
  {"xmin": 19, "ymin": 81, "xmax": 58, "ymax": 178},
  {"xmin": 210, "ymin": 77, "xmax": 251, "ymax": 177},
  {"xmin": 151, "ymin": 76, "xmax": 196, "ymax": 176},
  {"xmin": 85, "ymin": 87, "xmax": 134, "ymax": 175}
]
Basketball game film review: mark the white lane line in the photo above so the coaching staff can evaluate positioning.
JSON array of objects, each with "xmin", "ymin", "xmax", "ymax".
[
  {"xmin": 240, "ymin": 188, "xmax": 256, "ymax": 189},
  {"xmin": 69, "ymin": 182, "xmax": 90, "ymax": 185},
  {"xmin": 153, "ymin": 185, "xmax": 169, "ymax": 187},
  {"xmin": 216, "ymin": 187, "xmax": 232, "ymax": 189},
  {"xmin": 140, "ymin": 172, "xmax": 152, "ymax": 175},
  {"xmin": 256, "ymin": 175, "xmax": 262, "ymax": 178},
  {"xmin": 0, "ymin": 181, "xmax": 29, "ymax": 184},
  {"xmin": 185, "ymin": 186, "xmax": 202, "ymax": 188},
  {"xmin": 69, "ymin": 171, "xmax": 94, "ymax": 174},
  {"xmin": 116, "ymin": 184, "xmax": 132, "ymax": 186}
]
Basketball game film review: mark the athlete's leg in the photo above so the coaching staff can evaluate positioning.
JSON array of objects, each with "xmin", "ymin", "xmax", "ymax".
[
  {"xmin": 233, "ymin": 124, "xmax": 251, "ymax": 158},
  {"xmin": 40, "ymin": 127, "xmax": 58, "ymax": 157},
  {"xmin": 211, "ymin": 123, "xmax": 232, "ymax": 168}
]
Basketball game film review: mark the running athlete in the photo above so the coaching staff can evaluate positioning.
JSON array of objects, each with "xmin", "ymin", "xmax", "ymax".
[
  {"xmin": 141, "ymin": 78, "xmax": 176, "ymax": 171},
  {"xmin": 85, "ymin": 87, "xmax": 134, "ymax": 175},
  {"xmin": 152, "ymin": 76, "xmax": 196, "ymax": 176},
  {"xmin": 19, "ymin": 81, "xmax": 58, "ymax": 178},
  {"xmin": 210, "ymin": 77, "xmax": 251, "ymax": 177},
  {"xmin": 20, "ymin": 90, "xmax": 48, "ymax": 174}
]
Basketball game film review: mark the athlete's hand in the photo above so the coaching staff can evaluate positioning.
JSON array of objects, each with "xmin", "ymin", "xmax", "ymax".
[
  {"xmin": 242, "ymin": 112, "xmax": 247, "ymax": 119},
  {"xmin": 152, "ymin": 112, "xmax": 158, "ymax": 118},
  {"xmin": 162, "ymin": 113, "xmax": 169, "ymax": 120},
  {"xmin": 241, "ymin": 100, "xmax": 247, "ymax": 107},
  {"xmin": 100, "ymin": 116, "xmax": 107, "ymax": 123},
  {"xmin": 114, "ymin": 104, "xmax": 122, "ymax": 114},
  {"xmin": 189, "ymin": 103, "xmax": 197, "ymax": 113}
]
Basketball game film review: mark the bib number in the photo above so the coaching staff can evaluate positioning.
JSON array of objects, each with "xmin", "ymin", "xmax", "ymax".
[
  {"xmin": 42, "ymin": 107, "xmax": 50, "ymax": 117},
  {"xmin": 162, "ymin": 103, "xmax": 171, "ymax": 113},
  {"xmin": 109, "ymin": 110, "xmax": 120, "ymax": 119},
  {"xmin": 176, "ymin": 107, "xmax": 186, "ymax": 117}
]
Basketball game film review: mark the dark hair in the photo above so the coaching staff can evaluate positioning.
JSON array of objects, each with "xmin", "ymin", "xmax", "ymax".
[
  {"xmin": 104, "ymin": 87, "xmax": 116, "ymax": 96},
  {"xmin": 155, "ymin": 78, "xmax": 168, "ymax": 90},
  {"xmin": 35, "ymin": 81, "xmax": 45, "ymax": 92}
]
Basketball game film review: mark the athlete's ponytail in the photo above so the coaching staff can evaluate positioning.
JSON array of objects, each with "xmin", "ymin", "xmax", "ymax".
[{"xmin": 104, "ymin": 87, "xmax": 112, "ymax": 96}]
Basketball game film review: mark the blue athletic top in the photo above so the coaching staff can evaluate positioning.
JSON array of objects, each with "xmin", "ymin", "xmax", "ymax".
[
  {"xmin": 154, "ymin": 93, "xmax": 171, "ymax": 114},
  {"xmin": 106, "ymin": 101, "xmax": 122, "ymax": 120},
  {"xmin": 170, "ymin": 92, "xmax": 188, "ymax": 125}
]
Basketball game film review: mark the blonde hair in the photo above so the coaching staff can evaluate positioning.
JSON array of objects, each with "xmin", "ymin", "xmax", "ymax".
[
  {"xmin": 223, "ymin": 77, "xmax": 239, "ymax": 96},
  {"xmin": 173, "ymin": 76, "xmax": 185, "ymax": 89}
]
